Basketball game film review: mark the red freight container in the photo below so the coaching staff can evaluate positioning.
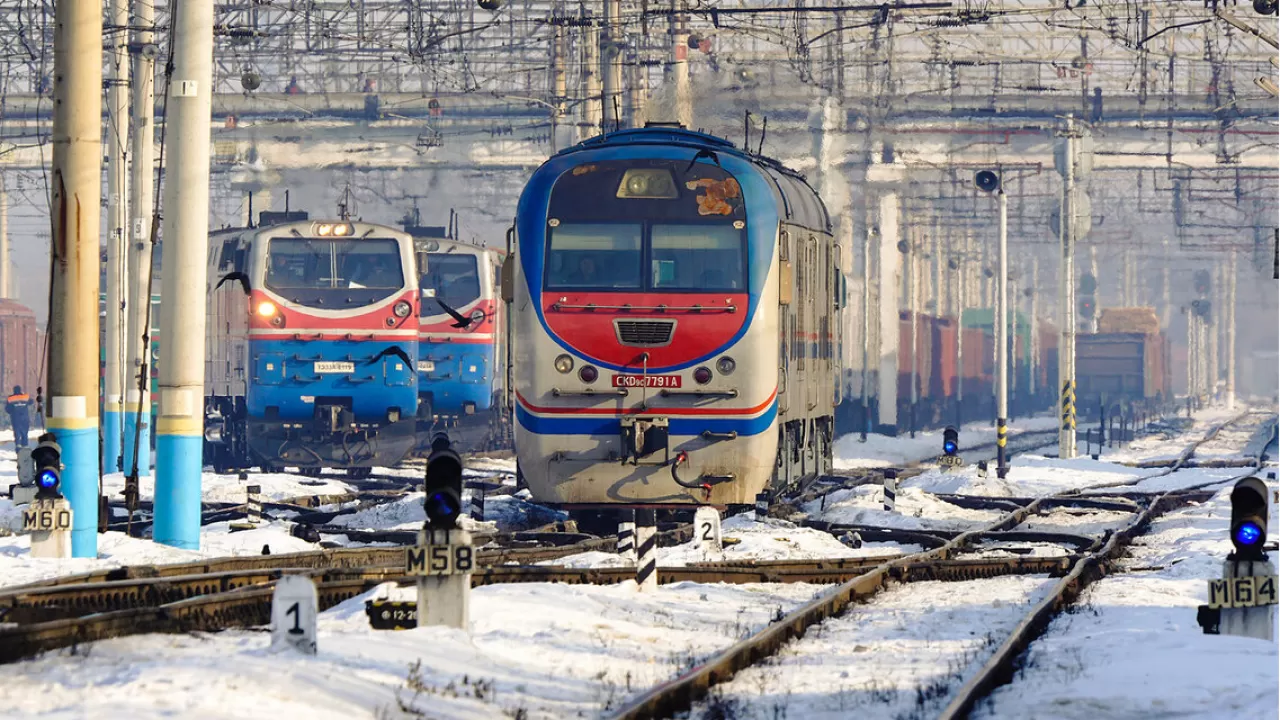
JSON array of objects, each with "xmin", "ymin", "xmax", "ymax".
[
  {"xmin": 897, "ymin": 311, "xmax": 936, "ymax": 400},
  {"xmin": 0, "ymin": 300, "xmax": 41, "ymax": 412}
]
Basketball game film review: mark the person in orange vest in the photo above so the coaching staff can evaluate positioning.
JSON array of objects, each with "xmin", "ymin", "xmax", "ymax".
[{"xmin": 6, "ymin": 385, "xmax": 31, "ymax": 449}]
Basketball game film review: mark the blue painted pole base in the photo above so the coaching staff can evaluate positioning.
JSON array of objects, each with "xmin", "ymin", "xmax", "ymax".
[
  {"xmin": 123, "ymin": 412, "xmax": 151, "ymax": 477},
  {"xmin": 103, "ymin": 410, "xmax": 122, "ymax": 474},
  {"xmin": 46, "ymin": 424, "xmax": 99, "ymax": 558},
  {"xmin": 154, "ymin": 433, "xmax": 202, "ymax": 550}
]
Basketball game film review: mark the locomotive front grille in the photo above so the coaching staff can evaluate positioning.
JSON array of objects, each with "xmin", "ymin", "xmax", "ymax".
[{"xmin": 614, "ymin": 320, "xmax": 676, "ymax": 347}]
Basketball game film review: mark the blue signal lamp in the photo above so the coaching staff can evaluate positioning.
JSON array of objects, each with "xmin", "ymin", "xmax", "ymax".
[
  {"xmin": 943, "ymin": 439, "xmax": 959, "ymax": 455},
  {"xmin": 35, "ymin": 467, "xmax": 61, "ymax": 498},
  {"xmin": 942, "ymin": 426, "xmax": 960, "ymax": 456},
  {"xmin": 1234, "ymin": 521, "xmax": 1264, "ymax": 549}
]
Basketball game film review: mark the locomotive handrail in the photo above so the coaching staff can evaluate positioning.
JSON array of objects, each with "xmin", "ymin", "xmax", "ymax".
[
  {"xmin": 657, "ymin": 389, "xmax": 739, "ymax": 399},
  {"xmin": 552, "ymin": 388, "xmax": 629, "ymax": 397},
  {"xmin": 550, "ymin": 303, "xmax": 737, "ymax": 313}
]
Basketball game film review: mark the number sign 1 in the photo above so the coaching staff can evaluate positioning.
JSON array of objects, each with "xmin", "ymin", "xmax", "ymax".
[{"xmin": 271, "ymin": 575, "xmax": 318, "ymax": 655}]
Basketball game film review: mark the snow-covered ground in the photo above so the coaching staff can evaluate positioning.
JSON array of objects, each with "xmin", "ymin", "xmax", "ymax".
[
  {"xmin": 975, "ymin": 467, "xmax": 1280, "ymax": 720},
  {"xmin": 0, "ymin": 407, "xmax": 1274, "ymax": 718},
  {"xmin": 686, "ymin": 575, "xmax": 1060, "ymax": 720},
  {"xmin": 832, "ymin": 415, "xmax": 1060, "ymax": 470},
  {"xmin": 0, "ymin": 580, "xmax": 823, "ymax": 720}
]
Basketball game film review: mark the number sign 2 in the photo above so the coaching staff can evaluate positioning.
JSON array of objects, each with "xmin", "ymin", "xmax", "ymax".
[
  {"xmin": 694, "ymin": 507, "xmax": 722, "ymax": 551},
  {"xmin": 271, "ymin": 575, "xmax": 318, "ymax": 655}
]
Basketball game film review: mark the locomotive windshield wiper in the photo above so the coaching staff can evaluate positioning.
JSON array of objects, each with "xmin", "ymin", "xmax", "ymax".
[{"xmin": 434, "ymin": 297, "xmax": 473, "ymax": 329}]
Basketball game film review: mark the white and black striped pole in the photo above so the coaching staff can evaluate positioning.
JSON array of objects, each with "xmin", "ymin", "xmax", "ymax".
[
  {"xmin": 755, "ymin": 491, "xmax": 770, "ymax": 522},
  {"xmin": 616, "ymin": 509, "xmax": 636, "ymax": 562},
  {"xmin": 468, "ymin": 486, "xmax": 485, "ymax": 522},
  {"xmin": 247, "ymin": 484, "xmax": 262, "ymax": 525},
  {"xmin": 882, "ymin": 469, "xmax": 897, "ymax": 513},
  {"xmin": 634, "ymin": 509, "xmax": 657, "ymax": 591}
]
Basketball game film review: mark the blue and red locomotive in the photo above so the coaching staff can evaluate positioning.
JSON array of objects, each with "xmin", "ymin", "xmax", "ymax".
[
  {"xmin": 506, "ymin": 126, "xmax": 842, "ymax": 510},
  {"xmin": 203, "ymin": 216, "xmax": 420, "ymax": 476},
  {"xmin": 412, "ymin": 231, "xmax": 510, "ymax": 450}
]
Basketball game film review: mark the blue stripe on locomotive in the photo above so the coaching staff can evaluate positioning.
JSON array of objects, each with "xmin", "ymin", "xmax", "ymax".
[
  {"xmin": 515, "ymin": 131, "xmax": 781, "ymax": 374},
  {"xmin": 418, "ymin": 340, "xmax": 495, "ymax": 414},
  {"xmin": 514, "ymin": 398, "xmax": 779, "ymax": 438},
  {"xmin": 248, "ymin": 337, "xmax": 418, "ymax": 420}
]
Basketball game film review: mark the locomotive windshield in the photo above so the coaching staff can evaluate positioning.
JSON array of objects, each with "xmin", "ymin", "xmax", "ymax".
[
  {"xmin": 421, "ymin": 252, "xmax": 481, "ymax": 316},
  {"xmin": 544, "ymin": 159, "xmax": 746, "ymax": 292},
  {"xmin": 264, "ymin": 237, "xmax": 405, "ymax": 308}
]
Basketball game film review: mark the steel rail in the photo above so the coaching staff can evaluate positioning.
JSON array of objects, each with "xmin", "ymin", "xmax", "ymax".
[
  {"xmin": 937, "ymin": 462, "xmax": 1268, "ymax": 718},
  {"xmin": 0, "ymin": 555, "xmax": 1079, "ymax": 664},
  {"xmin": 606, "ymin": 410, "xmax": 1262, "ymax": 720}
]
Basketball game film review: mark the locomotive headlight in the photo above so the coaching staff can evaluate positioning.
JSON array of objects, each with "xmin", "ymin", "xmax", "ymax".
[
  {"xmin": 579, "ymin": 365, "xmax": 598, "ymax": 383},
  {"xmin": 332, "ymin": 223, "xmax": 352, "ymax": 236},
  {"xmin": 316, "ymin": 224, "xmax": 333, "ymax": 236},
  {"xmin": 716, "ymin": 356, "xmax": 736, "ymax": 375},
  {"xmin": 468, "ymin": 309, "xmax": 486, "ymax": 328},
  {"xmin": 693, "ymin": 366, "xmax": 713, "ymax": 385},
  {"xmin": 616, "ymin": 169, "xmax": 679, "ymax": 199},
  {"xmin": 393, "ymin": 300, "xmax": 412, "ymax": 318},
  {"xmin": 554, "ymin": 354, "xmax": 574, "ymax": 373},
  {"xmin": 256, "ymin": 301, "xmax": 277, "ymax": 317}
]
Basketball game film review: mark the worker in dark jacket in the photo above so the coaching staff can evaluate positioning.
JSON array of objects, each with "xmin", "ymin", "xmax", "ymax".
[{"xmin": 6, "ymin": 385, "xmax": 31, "ymax": 448}]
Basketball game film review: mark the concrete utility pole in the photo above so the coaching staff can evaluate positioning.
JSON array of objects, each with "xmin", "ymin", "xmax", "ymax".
[
  {"xmin": 48, "ymin": 0, "xmax": 103, "ymax": 557},
  {"xmin": 582, "ymin": 14, "xmax": 602, "ymax": 139},
  {"xmin": 551, "ymin": 20, "xmax": 568, "ymax": 151},
  {"xmin": 908, "ymin": 233, "xmax": 919, "ymax": 438},
  {"xmin": 104, "ymin": 0, "xmax": 131, "ymax": 475},
  {"xmin": 600, "ymin": 0, "xmax": 623, "ymax": 130},
  {"xmin": 153, "ymin": 0, "xmax": 214, "ymax": 550},
  {"xmin": 1029, "ymin": 255, "xmax": 1039, "ymax": 402},
  {"xmin": 125, "ymin": 0, "xmax": 157, "ymax": 478},
  {"xmin": 860, "ymin": 221, "xmax": 872, "ymax": 441},
  {"xmin": 996, "ymin": 189, "xmax": 1009, "ymax": 478},
  {"xmin": 1223, "ymin": 251, "xmax": 1233, "ymax": 409},
  {"xmin": 1058, "ymin": 116, "xmax": 1078, "ymax": 459},
  {"xmin": 670, "ymin": 2, "xmax": 692, "ymax": 128},
  {"xmin": 627, "ymin": 48, "xmax": 648, "ymax": 128},
  {"xmin": 0, "ymin": 174, "xmax": 9, "ymax": 299},
  {"xmin": 1087, "ymin": 245, "xmax": 1099, "ymax": 332}
]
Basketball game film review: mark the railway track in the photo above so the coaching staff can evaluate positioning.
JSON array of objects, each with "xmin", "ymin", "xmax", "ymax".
[{"xmin": 608, "ymin": 410, "xmax": 1271, "ymax": 720}]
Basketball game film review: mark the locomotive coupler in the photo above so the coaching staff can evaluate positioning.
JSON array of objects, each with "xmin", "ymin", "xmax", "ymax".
[{"xmin": 620, "ymin": 416, "xmax": 669, "ymax": 465}]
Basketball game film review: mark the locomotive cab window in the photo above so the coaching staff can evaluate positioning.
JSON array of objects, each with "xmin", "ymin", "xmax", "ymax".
[
  {"xmin": 421, "ymin": 252, "xmax": 481, "ymax": 316},
  {"xmin": 545, "ymin": 159, "xmax": 747, "ymax": 293},
  {"xmin": 264, "ymin": 237, "xmax": 404, "ymax": 308}
]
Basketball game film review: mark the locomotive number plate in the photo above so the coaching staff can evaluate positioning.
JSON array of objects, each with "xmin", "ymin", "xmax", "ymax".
[
  {"xmin": 314, "ymin": 361, "xmax": 355, "ymax": 374},
  {"xmin": 613, "ymin": 374, "xmax": 682, "ymax": 388},
  {"xmin": 418, "ymin": 361, "xmax": 435, "ymax": 373}
]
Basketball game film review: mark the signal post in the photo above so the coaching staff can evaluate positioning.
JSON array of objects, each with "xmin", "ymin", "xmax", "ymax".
[
  {"xmin": 409, "ymin": 434, "xmax": 473, "ymax": 631},
  {"xmin": 1198, "ymin": 476, "xmax": 1277, "ymax": 641},
  {"xmin": 23, "ymin": 435, "xmax": 72, "ymax": 558}
]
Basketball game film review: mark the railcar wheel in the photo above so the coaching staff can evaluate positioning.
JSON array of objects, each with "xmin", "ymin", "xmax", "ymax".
[{"xmin": 347, "ymin": 467, "xmax": 373, "ymax": 479}]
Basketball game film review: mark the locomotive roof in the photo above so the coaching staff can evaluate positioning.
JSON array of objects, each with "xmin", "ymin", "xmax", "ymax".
[{"xmin": 554, "ymin": 126, "xmax": 831, "ymax": 233}]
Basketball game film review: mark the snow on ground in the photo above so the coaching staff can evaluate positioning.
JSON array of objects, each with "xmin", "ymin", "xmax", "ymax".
[
  {"xmin": 0, "ymin": 580, "xmax": 826, "ymax": 720},
  {"xmin": 908, "ymin": 454, "xmax": 1148, "ymax": 497},
  {"xmin": 547, "ymin": 513, "xmax": 909, "ymax": 569},
  {"xmin": 0, "ymin": 520, "xmax": 321, "ymax": 589},
  {"xmin": 1015, "ymin": 507, "xmax": 1136, "ymax": 537},
  {"xmin": 804, "ymin": 484, "xmax": 1003, "ymax": 531},
  {"xmin": 686, "ymin": 575, "xmax": 1060, "ymax": 720},
  {"xmin": 833, "ymin": 416, "xmax": 1059, "ymax": 470},
  {"xmin": 975, "ymin": 472, "xmax": 1280, "ymax": 720},
  {"xmin": 1090, "ymin": 405, "xmax": 1248, "ymax": 465}
]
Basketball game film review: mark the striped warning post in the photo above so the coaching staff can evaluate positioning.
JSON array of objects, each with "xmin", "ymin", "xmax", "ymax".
[
  {"xmin": 635, "ymin": 509, "xmax": 657, "ymax": 591},
  {"xmin": 468, "ymin": 487, "xmax": 485, "ymax": 522},
  {"xmin": 1060, "ymin": 380, "xmax": 1077, "ymax": 431},
  {"xmin": 246, "ymin": 485, "xmax": 262, "ymax": 525},
  {"xmin": 616, "ymin": 509, "xmax": 637, "ymax": 562},
  {"xmin": 882, "ymin": 469, "xmax": 897, "ymax": 513},
  {"xmin": 755, "ymin": 491, "xmax": 770, "ymax": 522}
]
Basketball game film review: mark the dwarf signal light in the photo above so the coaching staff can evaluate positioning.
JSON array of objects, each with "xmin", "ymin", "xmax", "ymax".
[
  {"xmin": 31, "ymin": 434, "xmax": 62, "ymax": 499},
  {"xmin": 943, "ymin": 426, "xmax": 959, "ymax": 456},
  {"xmin": 424, "ymin": 433, "xmax": 464, "ymax": 530},
  {"xmin": 1229, "ymin": 477, "xmax": 1269, "ymax": 561}
]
